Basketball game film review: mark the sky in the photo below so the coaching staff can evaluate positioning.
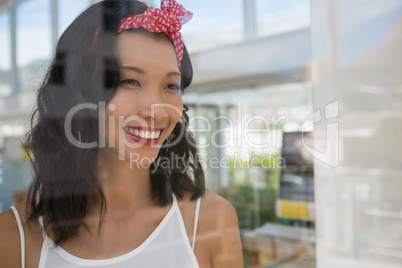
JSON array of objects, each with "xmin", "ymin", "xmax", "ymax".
[
  {"xmin": 337, "ymin": 0, "xmax": 402, "ymax": 66},
  {"xmin": 179, "ymin": 0, "xmax": 310, "ymax": 52},
  {"xmin": 0, "ymin": 0, "xmax": 90, "ymax": 69},
  {"xmin": 0, "ymin": 12, "xmax": 10, "ymax": 70},
  {"xmin": 15, "ymin": 0, "xmax": 52, "ymax": 67}
]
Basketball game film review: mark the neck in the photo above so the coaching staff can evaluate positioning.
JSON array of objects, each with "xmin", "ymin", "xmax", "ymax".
[{"xmin": 96, "ymin": 149, "xmax": 154, "ymax": 213}]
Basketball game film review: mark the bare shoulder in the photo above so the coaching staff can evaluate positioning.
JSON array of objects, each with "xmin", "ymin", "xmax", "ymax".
[
  {"xmin": 200, "ymin": 190, "xmax": 238, "ymax": 223},
  {"xmin": 0, "ymin": 203, "xmax": 43, "ymax": 268},
  {"xmin": 180, "ymin": 190, "xmax": 238, "ymax": 228},
  {"xmin": 199, "ymin": 190, "xmax": 244, "ymax": 268},
  {"xmin": 0, "ymin": 205, "xmax": 23, "ymax": 267}
]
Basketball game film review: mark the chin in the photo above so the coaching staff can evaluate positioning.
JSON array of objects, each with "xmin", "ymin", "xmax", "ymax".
[{"xmin": 124, "ymin": 149, "xmax": 160, "ymax": 169}]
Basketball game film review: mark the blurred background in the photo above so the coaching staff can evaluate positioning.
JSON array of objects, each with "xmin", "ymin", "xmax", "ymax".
[{"xmin": 0, "ymin": 0, "xmax": 401, "ymax": 267}]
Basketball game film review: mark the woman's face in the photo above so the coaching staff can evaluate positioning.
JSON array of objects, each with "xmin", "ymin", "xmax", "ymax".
[{"xmin": 100, "ymin": 31, "xmax": 183, "ymax": 167}]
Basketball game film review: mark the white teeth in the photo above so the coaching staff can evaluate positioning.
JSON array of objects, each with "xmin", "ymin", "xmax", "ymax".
[{"xmin": 124, "ymin": 127, "xmax": 162, "ymax": 140}]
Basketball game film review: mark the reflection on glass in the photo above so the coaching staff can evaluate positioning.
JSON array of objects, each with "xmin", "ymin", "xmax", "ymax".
[
  {"xmin": 311, "ymin": 0, "xmax": 402, "ymax": 267},
  {"xmin": 178, "ymin": 0, "xmax": 243, "ymax": 52},
  {"xmin": 58, "ymin": 0, "xmax": 90, "ymax": 36},
  {"xmin": 0, "ymin": 12, "xmax": 11, "ymax": 96},
  {"xmin": 16, "ymin": 0, "xmax": 51, "ymax": 91}
]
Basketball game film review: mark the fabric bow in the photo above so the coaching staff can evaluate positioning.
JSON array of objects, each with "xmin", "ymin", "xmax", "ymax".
[{"xmin": 116, "ymin": 0, "xmax": 193, "ymax": 68}]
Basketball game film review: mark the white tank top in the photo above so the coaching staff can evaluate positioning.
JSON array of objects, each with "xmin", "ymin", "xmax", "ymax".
[{"xmin": 11, "ymin": 193, "xmax": 201, "ymax": 268}]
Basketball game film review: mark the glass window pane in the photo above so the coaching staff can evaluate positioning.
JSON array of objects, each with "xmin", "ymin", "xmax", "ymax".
[
  {"xmin": 179, "ymin": 0, "xmax": 244, "ymax": 52},
  {"xmin": 58, "ymin": 0, "xmax": 90, "ymax": 36},
  {"xmin": 256, "ymin": 0, "xmax": 310, "ymax": 37},
  {"xmin": 0, "ymin": 11, "xmax": 11, "ymax": 96},
  {"xmin": 311, "ymin": 0, "xmax": 402, "ymax": 266},
  {"xmin": 16, "ymin": 0, "xmax": 51, "ymax": 91}
]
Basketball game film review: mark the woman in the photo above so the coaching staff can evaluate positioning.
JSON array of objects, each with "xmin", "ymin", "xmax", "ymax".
[{"xmin": 0, "ymin": 0, "xmax": 243, "ymax": 267}]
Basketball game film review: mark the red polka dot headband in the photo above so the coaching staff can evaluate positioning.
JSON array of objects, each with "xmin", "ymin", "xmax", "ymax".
[{"xmin": 116, "ymin": 0, "xmax": 192, "ymax": 68}]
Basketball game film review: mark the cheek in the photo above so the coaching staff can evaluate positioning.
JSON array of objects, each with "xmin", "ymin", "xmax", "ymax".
[{"xmin": 169, "ymin": 95, "xmax": 183, "ymax": 124}]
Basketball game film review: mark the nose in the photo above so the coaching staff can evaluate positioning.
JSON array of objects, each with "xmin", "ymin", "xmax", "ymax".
[
  {"xmin": 137, "ymin": 90, "xmax": 168, "ymax": 122},
  {"xmin": 138, "ymin": 104, "xmax": 168, "ymax": 121}
]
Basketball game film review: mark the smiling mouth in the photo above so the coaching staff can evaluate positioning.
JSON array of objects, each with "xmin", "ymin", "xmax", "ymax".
[{"xmin": 122, "ymin": 126, "xmax": 162, "ymax": 140}]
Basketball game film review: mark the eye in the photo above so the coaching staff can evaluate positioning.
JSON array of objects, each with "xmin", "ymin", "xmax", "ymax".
[
  {"xmin": 166, "ymin": 83, "xmax": 180, "ymax": 91},
  {"xmin": 120, "ymin": 79, "xmax": 141, "ymax": 87}
]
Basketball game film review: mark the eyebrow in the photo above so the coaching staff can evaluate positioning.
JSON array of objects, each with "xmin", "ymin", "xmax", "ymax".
[
  {"xmin": 120, "ymin": 65, "xmax": 181, "ymax": 77},
  {"xmin": 120, "ymin": 65, "xmax": 145, "ymax": 74}
]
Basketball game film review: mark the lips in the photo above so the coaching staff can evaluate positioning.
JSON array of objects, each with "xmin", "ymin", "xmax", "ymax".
[{"xmin": 122, "ymin": 126, "xmax": 165, "ymax": 146}]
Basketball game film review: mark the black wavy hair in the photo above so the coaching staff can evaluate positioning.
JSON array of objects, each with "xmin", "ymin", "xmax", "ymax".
[{"xmin": 24, "ymin": 0, "xmax": 204, "ymax": 245}]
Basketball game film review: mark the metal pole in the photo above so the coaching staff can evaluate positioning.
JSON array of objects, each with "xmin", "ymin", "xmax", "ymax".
[
  {"xmin": 51, "ymin": 0, "xmax": 58, "ymax": 46},
  {"xmin": 217, "ymin": 105, "xmax": 228, "ymax": 189},
  {"xmin": 10, "ymin": 4, "xmax": 18, "ymax": 92},
  {"xmin": 251, "ymin": 168, "xmax": 260, "ymax": 228},
  {"xmin": 243, "ymin": 0, "xmax": 256, "ymax": 40}
]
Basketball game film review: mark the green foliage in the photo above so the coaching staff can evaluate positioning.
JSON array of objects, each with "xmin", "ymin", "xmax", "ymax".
[
  {"xmin": 219, "ymin": 184, "xmax": 278, "ymax": 230},
  {"xmin": 220, "ymin": 152, "xmax": 282, "ymax": 230}
]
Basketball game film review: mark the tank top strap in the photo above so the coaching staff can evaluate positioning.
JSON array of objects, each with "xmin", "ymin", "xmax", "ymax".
[
  {"xmin": 37, "ymin": 215, "xmax": 55, "ymax": 248},
  {"xmin": 191, "ymin": 197, "xmax": 201, "ymax": 251},
  {"xmin": 172, "ymin": 193, "xmax": 201, "ymax": 251},
  {"xmin": 38, "ymin": 216, "xmax": 46, "ymax": 237},
  {"xmin": 10, "ymin": 206, "xmax": 25, "ymax": 268},
  {"xmin": 172, "ymin": 192, "xmax": 178, "ymax": 204}
]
